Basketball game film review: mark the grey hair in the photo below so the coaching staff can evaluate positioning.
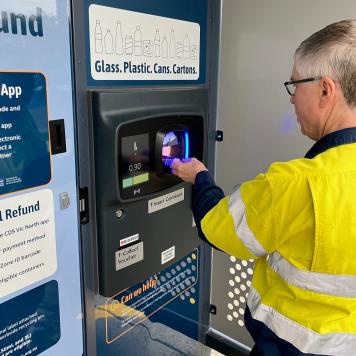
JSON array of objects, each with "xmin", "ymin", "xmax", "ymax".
[{"xmin": 294, "ymin": 19, "xmax": 356, "ymax": 108}]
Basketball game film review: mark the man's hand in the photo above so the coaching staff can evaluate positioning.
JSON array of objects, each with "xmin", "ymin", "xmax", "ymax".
[{"xmin": 171, "ymin": 157, "xmax": 208, "ymax": 184}]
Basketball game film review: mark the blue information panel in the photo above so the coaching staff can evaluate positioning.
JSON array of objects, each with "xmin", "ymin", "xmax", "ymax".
[
  {"xmin": 0, "ymin": 72, "xmax": 51, "ymax": 196},
  {"xmin": 0, "ymin": 280, "xmax": 60, "ymax": 356}
]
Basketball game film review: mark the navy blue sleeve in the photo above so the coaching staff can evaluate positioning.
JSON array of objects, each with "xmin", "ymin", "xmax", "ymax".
[{"xmin": 192, "ymin": 171, "xmax": 225, "ymax": 247}]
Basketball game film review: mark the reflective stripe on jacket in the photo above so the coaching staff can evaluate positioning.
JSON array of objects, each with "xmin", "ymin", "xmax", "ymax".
[{"xmin": 194, "ymin": 128, "xmax": 356, "ymax": 356}]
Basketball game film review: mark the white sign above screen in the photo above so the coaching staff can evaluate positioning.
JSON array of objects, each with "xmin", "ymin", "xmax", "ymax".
[{"xmin": 89, "ymin": 4, "xmax": 200, "ymax": 80}]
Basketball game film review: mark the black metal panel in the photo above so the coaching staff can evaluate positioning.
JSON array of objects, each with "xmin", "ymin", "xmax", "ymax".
[{"xmin": 89, "ymin": 88, "xmax": 208, "ymax": 296}]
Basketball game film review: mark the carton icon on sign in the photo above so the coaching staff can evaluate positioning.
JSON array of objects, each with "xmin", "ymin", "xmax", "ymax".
[{"xmin": 143, "ymin": 40, "xmax": 152, "ymax": 57}]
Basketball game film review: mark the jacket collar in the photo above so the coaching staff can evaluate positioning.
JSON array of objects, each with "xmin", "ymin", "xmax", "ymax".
[{"xmin": 305, "ymin": 127, "xmax": 356, "ymax": 159}]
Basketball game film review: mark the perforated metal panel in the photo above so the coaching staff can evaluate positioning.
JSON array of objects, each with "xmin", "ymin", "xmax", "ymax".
[
  {"xmin": 156, "ymin": 252, "xmax": 198, "ymax": 302},
  {"xmin": 210, "ymin": 250, "xmax": 254, "ymax": 349},
  {"xmin": 225, "ymin": 256, "xmax": 254, "ymax": 327}
]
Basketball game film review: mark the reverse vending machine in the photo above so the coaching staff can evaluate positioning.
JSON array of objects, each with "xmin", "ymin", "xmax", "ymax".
[
  {"xmin": 0, "ymin": 0, "xmax": 222, "ymax": 355},
  {"xmin": 71, "ymin": 0, "xmax": 221, "ymax": 353}
]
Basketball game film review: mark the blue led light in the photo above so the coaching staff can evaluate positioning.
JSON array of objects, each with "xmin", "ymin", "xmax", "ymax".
[{"xmin": 184, "ymin": 131, "xmax": 189, "ymax": 159}]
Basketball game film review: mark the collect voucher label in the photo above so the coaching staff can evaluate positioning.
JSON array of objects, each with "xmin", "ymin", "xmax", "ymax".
[
  {"xmin": 0, "ymin": 72, "xmax": 51, "ymax": 195},
  {"xmin": 0, "ymin": 189, "xmax": 57, "ymax": 298}
]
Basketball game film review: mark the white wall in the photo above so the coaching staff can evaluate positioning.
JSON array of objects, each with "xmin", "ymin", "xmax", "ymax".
[{"xmin": 215, "ymin": 0, "xmax": 356, "ymax": 191}]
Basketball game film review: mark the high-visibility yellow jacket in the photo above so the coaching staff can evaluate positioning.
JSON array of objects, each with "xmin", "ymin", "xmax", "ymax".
[{"xmin": 194, "ymin": 128, "xmax": 356, "ymax": 355}]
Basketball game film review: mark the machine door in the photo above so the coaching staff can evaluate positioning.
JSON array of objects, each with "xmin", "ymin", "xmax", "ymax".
[{"xmin": 0, "ymin": 2, "xmax": 84, "ymax": 355}]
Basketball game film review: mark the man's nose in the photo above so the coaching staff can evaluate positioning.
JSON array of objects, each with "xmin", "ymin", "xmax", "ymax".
[{"xmin": 290, "ymin": 95, "xmax": 295, "ymax": 105}]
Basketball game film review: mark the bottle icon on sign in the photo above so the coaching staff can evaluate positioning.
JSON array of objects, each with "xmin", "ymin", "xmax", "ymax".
[
  {"xmin": 161, "ymin": 36, "xmax": 168, "ymax": 58},
  {"xmin": 115, "ymin": 21, "xmax": 124, "ymax": 55},
  {"xmin": 134, "ymin": 26, "xmax": 142, "ymax": 56},
  {"xmin": 104, "ymin": 30, "xmax": 114, "ymax": 54},
  {"xmin": 94, "ymin": 20, "xmax": 103, "ymax": 53},
  {"xmin": 169, "ymin": 29, "xmax": 176, "ymax": 58},
  {"xmin": 183, "ymin": 34, "xmax": 190, "ymax": 59},
  {"xmin": 154, "ymin": 29, "xmax": 160, "ymax": 57}
]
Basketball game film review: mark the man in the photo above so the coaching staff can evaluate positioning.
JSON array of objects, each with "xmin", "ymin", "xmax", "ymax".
[{"xmin": 171, "ymin": 19, "xmax": 356, "ymax": 355}]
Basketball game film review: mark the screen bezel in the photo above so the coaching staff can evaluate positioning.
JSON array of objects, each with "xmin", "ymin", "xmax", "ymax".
[{"xmin": 116, "ymin": 115, "xmax": 204, "ymax": 201}]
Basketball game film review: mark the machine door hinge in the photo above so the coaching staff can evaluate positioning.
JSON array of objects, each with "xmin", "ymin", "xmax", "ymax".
[
  {"xmin": 210, "ymin": 304, "xmax": 217, "ymax": 315},
  {"xmin": 79, "ymin": 187, "xmax": 89, "ymax": 225},
  {"xmin": 215, "ymin": 130, "xmax": 223, "ymax": 142}
]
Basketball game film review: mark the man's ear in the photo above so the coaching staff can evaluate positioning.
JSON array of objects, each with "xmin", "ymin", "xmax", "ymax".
[{"xmin": 319, "ymin": 77, "xmax": 336, "ymax": 108}]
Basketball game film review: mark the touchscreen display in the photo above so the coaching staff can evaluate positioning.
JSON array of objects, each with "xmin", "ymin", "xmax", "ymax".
[{"xmin": 121, "ymin": 134, "xmax": 149, "ymax": 189}]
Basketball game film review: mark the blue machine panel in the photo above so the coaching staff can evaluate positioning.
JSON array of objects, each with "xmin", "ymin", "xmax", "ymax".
[
  {"xmin": 0, "ymin": 281, "xmax": 60, "ymax": 356},
  {"xmin": 95, "ymin": 248, "xmax": 201, "ymax": 355},
  {"xmin": 0, "ymin": 2, "xmax": 83, "ymax": 355}
]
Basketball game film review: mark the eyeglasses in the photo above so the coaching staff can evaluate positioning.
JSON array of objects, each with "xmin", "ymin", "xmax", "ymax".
[{"xmin": 284, "ymin": 77, "xmax": 322, "ymax": 96}]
